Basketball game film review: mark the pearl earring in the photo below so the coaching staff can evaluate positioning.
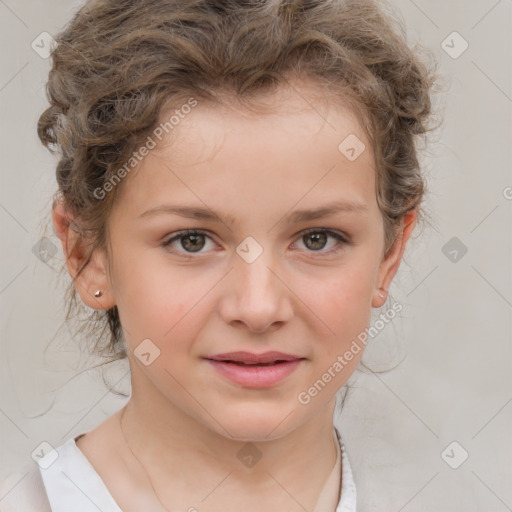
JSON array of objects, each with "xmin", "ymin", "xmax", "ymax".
[
  {"xmin": 94, "ymin": 290, "xmax": 102, "ymax": 297},
  {"xmin": 378, "ymin": 290, "xmax": 386, "ymax": 299}
]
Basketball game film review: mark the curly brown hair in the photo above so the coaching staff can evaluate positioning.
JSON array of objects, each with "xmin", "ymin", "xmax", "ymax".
[{"xmin": 38, "ymin": 0, "xmax": 440, "ymax": 366}]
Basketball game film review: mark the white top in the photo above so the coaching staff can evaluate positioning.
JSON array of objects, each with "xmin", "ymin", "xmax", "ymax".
[{"xmin": 0, "ymin": 428, "xmax": 356, "ymax": 512}]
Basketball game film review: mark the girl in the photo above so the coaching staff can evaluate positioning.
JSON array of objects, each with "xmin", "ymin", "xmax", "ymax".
[{"xmin": 5, "ymin": 0, "xmax": 438, "ymax": 510}]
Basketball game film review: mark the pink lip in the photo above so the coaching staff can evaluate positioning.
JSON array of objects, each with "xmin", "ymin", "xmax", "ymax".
[{"xmin": 205, "ymin": 351, "xmax": 305, "ymax": 388}]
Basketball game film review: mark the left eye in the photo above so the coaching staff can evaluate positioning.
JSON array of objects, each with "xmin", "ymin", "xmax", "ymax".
[
  {"xmin": 162, "ymin": 228, "xmax": 348, "ymax": 255},
  {"xmin": 292, "ymin": 228, "xmax": 348, "ymax": 254}
]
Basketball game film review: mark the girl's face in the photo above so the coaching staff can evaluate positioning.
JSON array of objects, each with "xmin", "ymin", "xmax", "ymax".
[{"xmin": 104, "ymin": 87, "xmax": 405, "ymax": 440}]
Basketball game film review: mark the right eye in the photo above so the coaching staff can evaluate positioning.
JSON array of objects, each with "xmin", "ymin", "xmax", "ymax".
[{"xmin": 162, "ymin": 229, "xmax": 217, "ymax": 255}]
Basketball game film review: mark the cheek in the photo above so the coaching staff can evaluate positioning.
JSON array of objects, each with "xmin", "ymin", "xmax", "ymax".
[
  {"xmin": 303, "ymin": 262, "xmax": 375, "ymax": 354},
  {"xmin": 108, "ymin": 246, "xmax": 172, "ymax": 332},
  {"xmin": 111, "ymin": 252, "xmax": 210, "ymax": 351},
  {"xmin": 319, "ymin": 262, "xmax": 375, "ymax": 312}
]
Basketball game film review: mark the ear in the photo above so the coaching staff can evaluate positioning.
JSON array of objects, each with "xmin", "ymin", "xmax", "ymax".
[
  {"xmin": 52, "ymin": 199, "xmax": 115, "ymax": 310},
  {"xmin": 371, "ymin": 209, "xmax": 417, "ymax": 308}
]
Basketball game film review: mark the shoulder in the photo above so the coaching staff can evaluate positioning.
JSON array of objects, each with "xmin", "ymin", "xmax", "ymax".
[
  {"xmin": 0, "ymin": 411, "xmax": 124, "ymax": 512},
  {"xmin": 73, "ymin": 408, "xmax": 134, "ymax": 483},
  {"xmin": 36, "ymin": 429, "xmax": 126, "ymax": 512},
  {"xmin": 36, "ymin": 410, "xmax": 140, "ymax": 511},
  {"xmin": 0, "ymin": 462, "xmax": 51, "ymax": 512}
]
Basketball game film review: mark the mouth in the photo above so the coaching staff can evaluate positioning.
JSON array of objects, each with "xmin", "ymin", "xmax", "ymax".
[
  {"xmin": 204, "ymin": 351, "xmax": 306, "ymax": 388},
  {"xmin": 215, "ymin": 360, "xmax": 291, "ymax": 366},
  {"xmin": 206, "ymin": 351, "xmax": 304, "ymax": 365}
]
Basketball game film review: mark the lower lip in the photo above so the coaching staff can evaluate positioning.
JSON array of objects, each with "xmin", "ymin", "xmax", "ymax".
[{"xmin": 206, "ymin": 359, "xmax": 303, "ymax": 388}]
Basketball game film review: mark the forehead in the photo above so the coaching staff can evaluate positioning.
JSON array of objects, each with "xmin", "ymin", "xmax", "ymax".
[
  {"xmin": 156, "ymin": 83, "xmax": 369, "ymax": 161},
  {"xmin": 113, "ymin": 85, "xmax": 378, "ymax": 222}
]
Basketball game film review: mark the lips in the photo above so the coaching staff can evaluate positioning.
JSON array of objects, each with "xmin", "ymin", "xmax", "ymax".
[
  {"xmin": 205, "ymin": 351, "xmax": 305, "ymax": 388},
  {"xmin": 207, "ymin": 351, "xmax": 303, "ymax": 365}
]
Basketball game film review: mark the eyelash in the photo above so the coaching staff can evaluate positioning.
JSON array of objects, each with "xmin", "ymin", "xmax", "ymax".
[{"xmin": 162, "ymin": 228, "xmax": 350, "ymax": 257}]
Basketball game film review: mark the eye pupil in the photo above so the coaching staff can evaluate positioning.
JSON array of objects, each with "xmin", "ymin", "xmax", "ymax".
[
  {"xmin": 304, "ymin": 232, "xmax": 327, "ymax": 251},
  {"xmin": 182, "ymin": 234, "xmax": 205, "ymax": 252}
]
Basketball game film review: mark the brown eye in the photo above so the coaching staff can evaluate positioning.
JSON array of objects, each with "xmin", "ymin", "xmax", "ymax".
[
  {"xmin": 295, "ymin": 228, "xmax": 349, "ymax": 254},
  {"xmin": 179, "ymin": 233, "xmax": 205, "ymax": 252},
  {"xmin": 303, "ymin": 232, "xmax": 328, "ymax": 251},
  {"xmin": 163, "ymin": 230, "xmax": 214, "ymax": 254}
]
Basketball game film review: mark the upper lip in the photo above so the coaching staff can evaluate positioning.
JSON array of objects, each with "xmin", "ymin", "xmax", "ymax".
[{"xmin": 206, "ymin": 351, "xmax": 303, "ymax": 364}]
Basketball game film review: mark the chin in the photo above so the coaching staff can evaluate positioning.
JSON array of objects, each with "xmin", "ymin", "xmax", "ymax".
[{"xmin": 206, "ymin": 402, "xmax": 300, "ymax": 442}]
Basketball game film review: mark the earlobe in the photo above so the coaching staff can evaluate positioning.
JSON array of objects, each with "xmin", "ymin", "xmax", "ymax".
[
  {"xmin": 52, "ymin": 199, "xmax": 115, "ymax": 310},
  {"xmin": 372, "ymin": 288, "xmax": 388, "ymax": 308},
  {"xmin": 75, "ymin": 248, "xmax": 115, "ymax": 310},
  {"xmin": 371, "ymin": 210, "xmax": 417, "ymax": 308}
]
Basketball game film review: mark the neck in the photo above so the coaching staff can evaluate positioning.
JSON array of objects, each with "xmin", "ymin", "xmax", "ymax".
[{"xmin": 118, "ymin": 386, "xmax": 339, "ymax": 511}]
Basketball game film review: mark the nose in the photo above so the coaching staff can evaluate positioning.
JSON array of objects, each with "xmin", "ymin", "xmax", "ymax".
[{"xmin": 218, "ymin": 245, "xmax": 294, "ymax": 334}]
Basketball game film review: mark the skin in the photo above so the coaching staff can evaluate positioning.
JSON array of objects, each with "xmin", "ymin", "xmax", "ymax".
[{"xmin": 53, "ymin": 82, "xmax": 416, "ymax": 512}]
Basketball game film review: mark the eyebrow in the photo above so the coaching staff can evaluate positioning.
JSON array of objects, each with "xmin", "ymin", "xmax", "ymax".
[{"xmin": 138, "ymin": 200, "xmax": 368, "ymax": 226}]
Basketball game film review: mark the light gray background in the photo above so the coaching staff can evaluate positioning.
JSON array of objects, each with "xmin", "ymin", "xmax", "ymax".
[{"xmin": 1, "ymin": 1, "xmax": 511, "ymax": 511}]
